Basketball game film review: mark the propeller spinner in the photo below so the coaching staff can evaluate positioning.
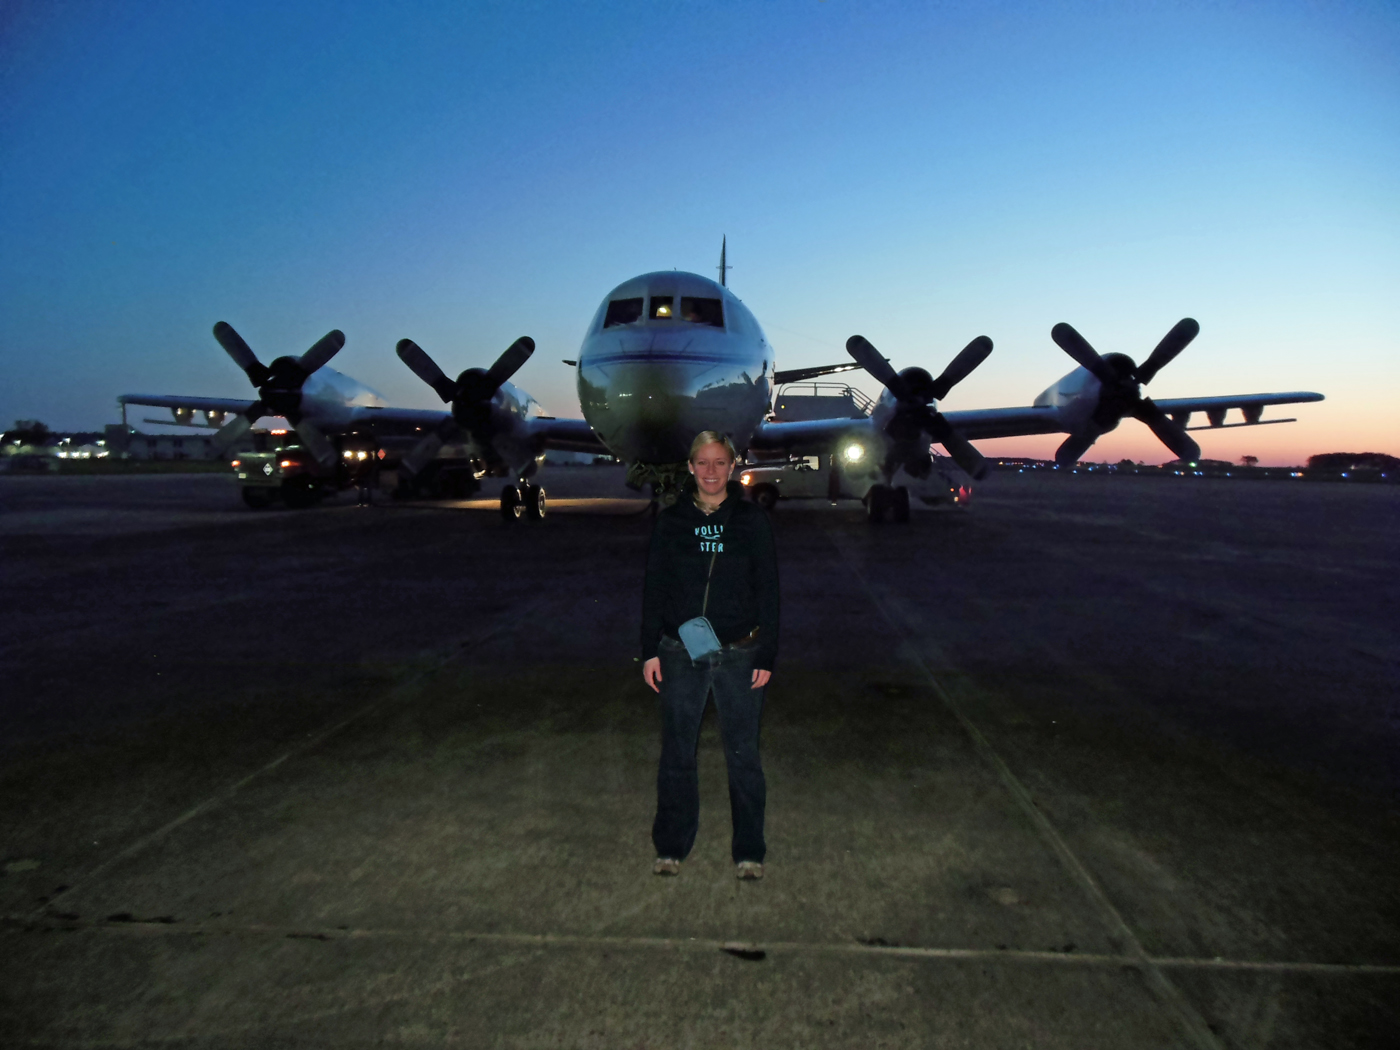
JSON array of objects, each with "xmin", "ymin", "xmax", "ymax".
[
  {"xmin": 395, "ymin": 336, "xmax": 535, "ymax": 476},
  {"xmin": 1050, "ymin": 318, "xmax": 1201, "ymax": 467},
  {"xmin": 210, "ymin": 323, "xmax": 345, "ymax": 467},
  {"xmin": 844, "ymin": 334, "xmax": 993, "ymax": 480}
]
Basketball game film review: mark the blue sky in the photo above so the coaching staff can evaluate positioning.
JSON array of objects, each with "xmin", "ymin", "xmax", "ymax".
[{"xmin": 2, "ymin": 0, "xmax": 1396, "ymax": 463}]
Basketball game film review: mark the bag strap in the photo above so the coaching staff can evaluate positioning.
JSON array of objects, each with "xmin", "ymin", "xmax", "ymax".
[
  {"xmin": 699, "ymin": 498, "xmax": 739, "ymax": 617},
  {"xmin": 701, "ymin": 550, "xmax": 719, "ymax": 617}
]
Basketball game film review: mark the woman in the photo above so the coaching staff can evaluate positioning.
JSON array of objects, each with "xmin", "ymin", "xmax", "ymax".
[{"xmin": 640, "ymin": 431, "xmax": 779, "ymax": 880}]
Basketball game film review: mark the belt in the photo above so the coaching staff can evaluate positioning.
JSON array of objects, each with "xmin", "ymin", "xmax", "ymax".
[
  {"xmin": 725, "ymin": 627, "xmax": 760, "ymax": 649},
  {"xmin": 662, "ymin": 626, "xmax": 759, "ymax": 649}
]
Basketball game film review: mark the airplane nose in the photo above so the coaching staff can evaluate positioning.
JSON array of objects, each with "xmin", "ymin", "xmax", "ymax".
[{"xmin": 579, "ymin": 334, "xmax": 711, "ymax": 463}]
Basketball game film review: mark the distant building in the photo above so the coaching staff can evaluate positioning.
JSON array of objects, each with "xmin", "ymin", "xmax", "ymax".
[{"xmin": 122, "ymin": 432, "xmax": 222, "ymax": 461}]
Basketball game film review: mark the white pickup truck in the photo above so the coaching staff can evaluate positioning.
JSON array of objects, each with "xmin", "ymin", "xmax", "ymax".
[{"xmin": 738, "ymin": 453, "xmax": 971, "ymax": 521}]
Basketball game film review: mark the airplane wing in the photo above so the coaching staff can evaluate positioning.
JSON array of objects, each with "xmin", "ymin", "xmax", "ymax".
[
  {"xmin": 749, "ymin": 417, "xmax": 876, "ymax": 454},
  {"xmin": 527, "ymin": 417, "xmax": 611, "ymax": 454},
  {"xmin": 119, "ymin": 394, "xmax": 257, "ymax": 414},
  {"xmin": 1149, "ymin": 392, "xmax": 1324, "ymax": 429},
  {"xmin": 750, "ymin": 390, "xmax": 1324, "ymax": 455}
]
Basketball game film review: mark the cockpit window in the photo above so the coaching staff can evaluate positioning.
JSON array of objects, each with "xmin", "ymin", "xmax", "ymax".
[
  {"xmin": 603, "ymin": 297, "xmax": 644, "ymax": 327},
  {"xmin": 649, "ymin": 296, "xmax": 675, "ymax": 320},
  {"xmin": 681, "ymin": 297, "xmax": 724, "ymax": 327}
]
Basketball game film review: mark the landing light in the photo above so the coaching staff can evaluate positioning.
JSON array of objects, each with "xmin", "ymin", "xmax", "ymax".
[{"xmin": 843, "ymin": 443, "xmax": 865, "ymax": 463}]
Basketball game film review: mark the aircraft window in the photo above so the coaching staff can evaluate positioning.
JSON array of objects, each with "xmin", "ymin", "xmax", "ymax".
[
  {"xmin": 603, "ymin": 298, "xmax": 644, "ymax": 327},
  {"xmin": 681, "ymin": 297, "xmax": 724, "ymax": 327},
  {"xmin": 649, "ymin": 296, "xmax": 675, "ymax": 319}
]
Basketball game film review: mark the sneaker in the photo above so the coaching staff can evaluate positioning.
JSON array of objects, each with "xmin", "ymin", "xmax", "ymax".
[
  {"xmin": 736, "ymin": 861, "xmax": 764, "ymax": 880},
  {"xmin": 653, "ymin": 857, "xmax": 681, "ymax": 876}
]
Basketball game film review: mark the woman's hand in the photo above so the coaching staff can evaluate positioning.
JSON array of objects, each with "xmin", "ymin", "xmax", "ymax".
[
  {"xmin": 643, "ymin": 657, "xmax": 663, "ymax": 693},
  {"xmin": 751, "ymin": 669, "xmax": 771, "ymax": 689}
]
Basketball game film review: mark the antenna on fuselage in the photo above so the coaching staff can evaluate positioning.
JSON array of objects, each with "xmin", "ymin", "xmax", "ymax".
[{"xmin": 718, "ymin": 235, "xmax": 731, "ymax": 287}]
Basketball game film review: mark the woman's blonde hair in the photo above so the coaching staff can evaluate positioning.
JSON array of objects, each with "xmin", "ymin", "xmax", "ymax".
[{"xmin": 689, "ymin": 430, "xmax": 738, "ymax": 463}]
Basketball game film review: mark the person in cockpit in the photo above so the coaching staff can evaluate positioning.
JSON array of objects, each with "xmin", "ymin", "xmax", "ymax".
[{"xmin": 640, "ymin": 430, "xmax": 779, "ymax": 881}]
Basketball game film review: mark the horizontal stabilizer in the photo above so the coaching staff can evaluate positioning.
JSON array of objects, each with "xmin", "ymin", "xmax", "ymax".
[{"xmin": 773, "ymin": 362, "xmax": 863, "ymax": 385}]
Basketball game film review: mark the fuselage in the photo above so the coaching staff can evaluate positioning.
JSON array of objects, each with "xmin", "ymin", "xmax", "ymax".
[{"xmin": 576, "ymin": 271, "xmax": 773, "ymax": 464}]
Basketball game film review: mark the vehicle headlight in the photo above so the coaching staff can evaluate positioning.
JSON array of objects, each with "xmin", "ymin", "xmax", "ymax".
[{"xmin": 740, "ymin": 474, "xmax": 751, "ymax": 485}]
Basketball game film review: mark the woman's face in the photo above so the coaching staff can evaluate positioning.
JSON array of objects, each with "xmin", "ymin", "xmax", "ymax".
[{"xmin": 689, "ymin": 442, "xmax": 735, "ymax": 499}]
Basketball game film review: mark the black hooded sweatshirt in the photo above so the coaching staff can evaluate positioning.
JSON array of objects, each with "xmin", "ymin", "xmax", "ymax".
[{"xmin": 641, "ymin": 481, "xmax": 779, "ymax": 671}]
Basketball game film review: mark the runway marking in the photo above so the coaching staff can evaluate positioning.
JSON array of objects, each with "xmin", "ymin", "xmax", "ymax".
[
  {"xmin": 8, "ymin": 916, "xmax": 1400, "ymax": 976},
  {"xmin": 825, "ymin": 527, "xmax": 1227, "ymax": 1050},
  {"xmin": 26, "ymin": 598, "xmax": 549, "ymax": 923}
]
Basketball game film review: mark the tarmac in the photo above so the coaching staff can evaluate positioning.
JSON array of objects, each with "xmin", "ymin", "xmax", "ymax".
[{"xmin": 1, "ymin": 465, "xmax": 1397, "ymax": 1048}]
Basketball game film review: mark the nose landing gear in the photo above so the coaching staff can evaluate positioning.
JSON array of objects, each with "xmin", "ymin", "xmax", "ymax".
[{"xmin": 501, "ymin": 483, "xmax": 546, "ymax": 522}]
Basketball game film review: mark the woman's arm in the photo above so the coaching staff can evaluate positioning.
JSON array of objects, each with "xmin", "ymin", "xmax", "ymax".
[
  {"xmin": 750, "ymin": 508, "xmax": 780, "ymax": 674},
  {"xmin": 639, "ymin": 514, "xmax": 669, "ymax": 667}
]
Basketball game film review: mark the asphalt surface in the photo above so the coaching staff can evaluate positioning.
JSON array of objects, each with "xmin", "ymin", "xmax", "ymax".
[{"xmin": 1, "ymin": 466, "xmax": 1397, "ymax": 1048}]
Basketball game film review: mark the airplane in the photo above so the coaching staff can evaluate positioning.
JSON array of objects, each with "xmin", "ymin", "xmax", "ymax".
[{"xmin": 120, "ymin": 242, "xmax": 1324, "ymax": 520}]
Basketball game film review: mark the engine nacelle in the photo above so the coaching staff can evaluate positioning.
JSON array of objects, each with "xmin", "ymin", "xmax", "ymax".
[{"xmin": 896, "ymin": 366, "xmax": 936, "ymax": 403}]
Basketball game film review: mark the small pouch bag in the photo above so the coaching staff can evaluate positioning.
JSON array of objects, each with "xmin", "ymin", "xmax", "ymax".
[
  {"xmin": 677, "ymin": 503, "xmax": 734, "ymax": 660},
  {"xmin": 678, "ymin": 611, "xmax": 722, "ymax": 660}
]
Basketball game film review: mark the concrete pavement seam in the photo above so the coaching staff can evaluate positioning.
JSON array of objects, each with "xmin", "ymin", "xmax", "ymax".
[
  {"xmin": 825, "ymin": 527, "xmax": 1227, "ymax": 1050},
  {"xmin": 25, "ymin": 597, "xmax": 549, "ymax": 923},
  {"xmin": 8, "ymin": 917, "xmax": 1398, "ymax": 975}
]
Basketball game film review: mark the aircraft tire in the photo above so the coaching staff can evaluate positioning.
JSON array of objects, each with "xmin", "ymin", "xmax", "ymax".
[
  {"xmin": 866, "ymin": 484, "xmax": 889, "ymax": 523},
  {"xmin": 241, "ymin": 487, "xmax": 275, "ymax": 509},
  {"xmin": 500, "ymin": 485, "xmax": 524, "ymax": 522},
  {"xmin": 525, "ymin": 484, "xmax": 546, "ymax": 521},
  {"xmin": 892, "ymin": 485, "xmax": 911, "ymax": 522},
  {"xmin": 751, "ymin": 484, "xmax": 778, "ymax": 511}
]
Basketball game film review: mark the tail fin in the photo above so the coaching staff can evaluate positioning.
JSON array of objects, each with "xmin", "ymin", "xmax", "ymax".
[{"xmin": 718, "ymin": 235, "xmax": 731, "ymax": 287}]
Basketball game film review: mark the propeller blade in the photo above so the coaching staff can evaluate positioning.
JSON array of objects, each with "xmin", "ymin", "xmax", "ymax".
[
  {"xmin": 929, "ymin": 335, "xmax": 993, "ymax": 401},
  {"xmin": 1051, "ymin": 323, "xmax": 1117, "ymax": 386},
  {"xmin": 1135, "ymin": 317, "xmax": 1199, "ymax": 385},
  {"xmin": 213, "ymin": 322, "xmax": 269, "ymax": 386},
  {"xmin": 397, "ymin": 339, "xmax": 459, "ymax": 402},
  {"xmin": 846, "ymin": 336, "xmax": 910, "ymax": 401},
  {"xmin": 292, "ymin": 419, "xmax": 337, "ymax": 468},
  {"xmin": 921, "ymin": 409, "xmax": 989, "ymax": 480},
  {"xmin": 1134, "ymin": 398, "xmax": 1201, "ymax": 463},
  {"xmin": 484, "ymin": 336, "xmax": 536, "ymax": 392},
  {"xmin": 299, "ymin": 330, "xmax": 346, "ymax": 375},
  {"xmin": 1054, "ymin": 425, "xmax": 1102, "ymax": 467},
  {"xmin": 211, "ymin": 402, "xmax": 262, "ymax": 454}
]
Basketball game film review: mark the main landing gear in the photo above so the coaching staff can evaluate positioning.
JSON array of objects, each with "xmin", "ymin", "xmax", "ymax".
[
  {"xmin": 865, "ymin": 483, "xmax": 910, "ymax": 524},
  {"xmin": 500, "ymin": 483, "xmax": 546, "ymax": 522}
]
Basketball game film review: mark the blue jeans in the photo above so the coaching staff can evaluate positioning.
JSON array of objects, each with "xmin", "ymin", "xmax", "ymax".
[{"xmin": 652, "ymin": 635, "xmax": 767, "ymax": 864}]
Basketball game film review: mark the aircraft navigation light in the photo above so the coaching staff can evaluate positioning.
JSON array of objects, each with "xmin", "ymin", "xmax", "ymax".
[{"xmin": 843, "ymin": 443, "xmax": 865, "ymax": 463}]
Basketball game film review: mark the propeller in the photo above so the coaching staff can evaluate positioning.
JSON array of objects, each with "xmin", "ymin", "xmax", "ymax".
[
  {"xmin": 844, "ymin": 334, "xmax": 993, "ymax": 480},
  {"xmin": 396, "ymin": 336, "xmax": 535, "ymax": 476},
  {"xmin": 210, "ymin": 323, "xmax": 345, "ymax": 466},
  {"xmin": 1049, "ymin": 319, "xmax": 1201, "ymax": 467}
]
